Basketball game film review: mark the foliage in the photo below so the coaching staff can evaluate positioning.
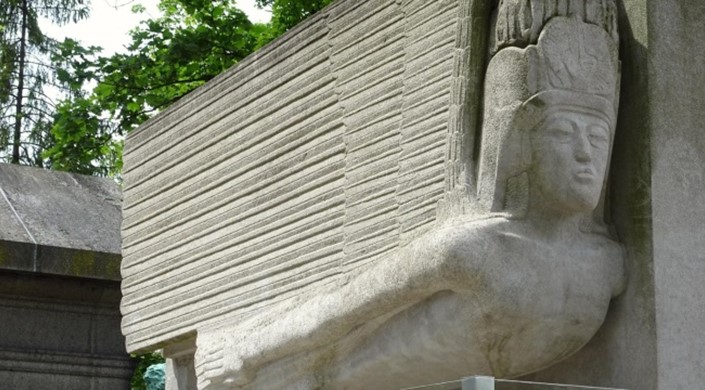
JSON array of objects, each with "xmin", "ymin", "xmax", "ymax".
[
  {"xmin": 0, "ymin": 0, "xmax": 90, "ymax": 165},
  {"xmin": 255, "ymin": 0, "xmax": 334, "ymax": 42},
  {"xmin": 44, "ymin": 0, "xmax": 272, "ymax": 176},
  {"xmin": 44, "ymin": 38, "xmax": 124, "ymax": 176},
  {"xmin": 91, "ymin": 0, "xmax": 265, "ymax": 132},
  {"xmin": 131, "ymin": 352, "xmax": 166, "ymax": 390},
  {"xmin": 9, "ymin": 0, "xmax": 333, "ymax": 177},
  {"xmin": 46, "ymin": 95, "xmax": 123, "ymax": 176}
]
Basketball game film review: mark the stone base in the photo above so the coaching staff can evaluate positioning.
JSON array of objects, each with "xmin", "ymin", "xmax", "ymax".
[
  {"xmin": 0, "ymin": 271, "xmax": 134, "ymax": 389},
  {"xmin": 413, "ymin": 376, "xmax": 627, "ymax": 390}
]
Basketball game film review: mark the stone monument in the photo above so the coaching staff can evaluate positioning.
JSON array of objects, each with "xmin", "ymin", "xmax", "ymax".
[
  {"xmin": 120, "ymin": 0, "xmax": 705, "ymax": 389},
  {"xmin": 0, "ymin": 163, "xmax": 133, "ymax": 389}
]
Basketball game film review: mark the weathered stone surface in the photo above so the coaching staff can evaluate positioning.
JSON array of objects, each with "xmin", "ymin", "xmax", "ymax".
[
  {"xmin": 0, "ymin": 163, "xmax": 121, "ymax": 280},
  {"xmin": 191, "ymin": 10, "xmax": 624, "ymax": 390},
  {"xmin": 647, "ymin": 3, "xmax": 705, "ymax": 388},
  {"xmin": 516, "ymin": 1, "xmax": 705, "ymax": 389},
  {"xmin": 122, "ymin": 0, "xmax": 631, "ymax": 388}
]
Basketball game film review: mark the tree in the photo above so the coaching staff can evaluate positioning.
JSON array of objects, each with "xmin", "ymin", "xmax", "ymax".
[
  {"xmin": 44, "ymin": 38, "xmax": 122, "ymax": 176},
  {"xmin": 255, "ymin": 0, "xmax": 334, "ymax": 41},
  {"xmin": 43, "ymin": 0, "xmax": 333, "ymax": 177},
  {"xmin": 45, "ymin": 0, "xmax": 269, "ymax": 177},
  {"xmin": 0, "ymin": 0, "xmax": 89, "ymax": 165}
]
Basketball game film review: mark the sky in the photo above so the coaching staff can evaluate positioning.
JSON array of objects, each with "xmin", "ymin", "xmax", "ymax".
[{"xmin": 41, "ymin": 0, "xmax": 272, "ymax": 55}]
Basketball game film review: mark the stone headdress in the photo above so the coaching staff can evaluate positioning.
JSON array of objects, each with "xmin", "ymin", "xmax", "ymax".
[{"xmin": 477, "ymin": 0, "xmax": 620, "ymax": 222}]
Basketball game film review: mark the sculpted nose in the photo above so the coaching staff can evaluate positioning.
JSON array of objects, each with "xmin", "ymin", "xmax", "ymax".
[{"xmin": 574, "ymin": 134, "xmax": 591, "ymax": 162}]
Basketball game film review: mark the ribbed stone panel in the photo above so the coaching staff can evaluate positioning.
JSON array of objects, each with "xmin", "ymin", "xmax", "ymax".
[{"xmin": 121, "ymin": 0, "xmax": 467, "ymax": 353}]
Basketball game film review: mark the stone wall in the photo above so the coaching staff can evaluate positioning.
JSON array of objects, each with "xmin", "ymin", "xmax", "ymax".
[
  {"xmin": 121, "ymin": 0, "xmax": 487, "ymax": 353},
  {"xmin": 0, "ymin": 272, "xmax": 132, "ymax": 389}
]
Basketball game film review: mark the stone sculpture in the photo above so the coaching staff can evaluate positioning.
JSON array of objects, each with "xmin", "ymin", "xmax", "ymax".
[{"xmin": 194, "ymin": 3, "xmax": 624, "ymax": 389}]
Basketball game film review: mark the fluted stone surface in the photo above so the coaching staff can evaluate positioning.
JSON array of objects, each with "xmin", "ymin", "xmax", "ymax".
[{"xmin": 120, "ymin": 0, "xmax": 480, "ymax": 354}]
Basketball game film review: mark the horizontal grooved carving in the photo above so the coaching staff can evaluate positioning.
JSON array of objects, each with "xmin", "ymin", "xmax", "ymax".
[{"xmin": 121, "ymin": 0, "xmax": 462, "ymax": 353}]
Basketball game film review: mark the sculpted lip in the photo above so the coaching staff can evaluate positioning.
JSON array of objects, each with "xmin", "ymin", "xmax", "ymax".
[{"xmin": 574, "ymin": 168, "xmax": 595, "ymax": 181}]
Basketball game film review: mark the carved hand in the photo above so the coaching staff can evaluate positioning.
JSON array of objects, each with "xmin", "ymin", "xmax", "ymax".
[{"xmin": 195, "ymin": 331, "xmax": 257, "ymax": 390}]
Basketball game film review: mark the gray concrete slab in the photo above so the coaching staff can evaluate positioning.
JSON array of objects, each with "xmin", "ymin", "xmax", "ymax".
[{"xmin": 0, "ymin": 163, "xmax": 121, "ymax": 280}]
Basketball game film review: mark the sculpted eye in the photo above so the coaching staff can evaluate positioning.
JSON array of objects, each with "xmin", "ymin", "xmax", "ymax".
[
  {"xmin": 588, "ymin": 126, "xmax": 609, "ymax": 148},
  {"xmin": 545, "ymin": 119, "xmax": 574, "ymax": 143}
]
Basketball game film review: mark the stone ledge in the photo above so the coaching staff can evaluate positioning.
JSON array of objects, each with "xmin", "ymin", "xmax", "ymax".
[
  {"xmin": 0, "ymin": 240, "xmax": 121, "ymax": 281},
  {"xmin": 0, "ymin": 349, "xmax": 134, "ymax": 379},
  {"xmin": 0, "ymin": 164, "xmax": 121, "ymax": 281}
]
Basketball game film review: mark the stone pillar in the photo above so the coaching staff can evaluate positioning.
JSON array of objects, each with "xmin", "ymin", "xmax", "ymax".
[
  {"xmin": 164, "ymin": 339, "xmax": 197, "ymax": 390},
  {"xmin": 646, "ymin": 0, "xmax": 705, "ymax": 387}
]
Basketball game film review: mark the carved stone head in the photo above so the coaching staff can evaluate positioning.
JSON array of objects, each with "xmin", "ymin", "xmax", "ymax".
[
  {"xmin": 478, "ymin": 14, "xmax": 620, "ymax": 224},
  {"xmin": 524, "ymin": 91, "xmax": 614, "ymax": 215}
]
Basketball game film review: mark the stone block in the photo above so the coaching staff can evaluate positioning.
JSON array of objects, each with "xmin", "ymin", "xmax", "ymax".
[
  {"xmin": 0, "ymin": 163, "xmax": 133, "ymax": 388},
  {"xmin": 0, "ymin": 163, "xmax": 122, "ymax": 280},
  {"xmin": 0, "ymin": 271, "xmax": 133, "ymax": 389},
  {"xmin": 120, "ymin": 0, "xmax": 480, "ymax": 355}
]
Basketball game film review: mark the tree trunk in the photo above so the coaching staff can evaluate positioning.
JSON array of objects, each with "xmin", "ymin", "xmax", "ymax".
[{"xmin": 12, "ymin": 0, "xmax": 28, "ymax": 164}]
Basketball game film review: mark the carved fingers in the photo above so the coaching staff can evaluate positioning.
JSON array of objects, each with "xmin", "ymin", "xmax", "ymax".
[{"xmin": 195, "ymin": 331, "xmax": 257, "ymax": 390}]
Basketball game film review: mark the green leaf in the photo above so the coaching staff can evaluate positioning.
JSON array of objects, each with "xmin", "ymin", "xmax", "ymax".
[
  {"xmin": 126, "ymin": 101, "xmax": 141, "ymax": 112},
  {"xmin": 132, "ymin": 4, "xmax": 147, "ymax": 13},
  {"xmin": 94, "ymin": 83, "xmax": 114, "ymax": 99}
]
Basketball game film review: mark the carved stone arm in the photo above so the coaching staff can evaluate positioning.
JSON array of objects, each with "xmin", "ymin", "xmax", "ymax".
[{"xmin": 195, "ymin": 218, "xmax": 490, "ymax": 388}]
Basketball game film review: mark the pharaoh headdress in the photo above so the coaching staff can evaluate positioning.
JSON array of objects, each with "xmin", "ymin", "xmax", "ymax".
[{"xmin": 477, "ymin": 0, "xmax": 620, "ymax": 220}]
